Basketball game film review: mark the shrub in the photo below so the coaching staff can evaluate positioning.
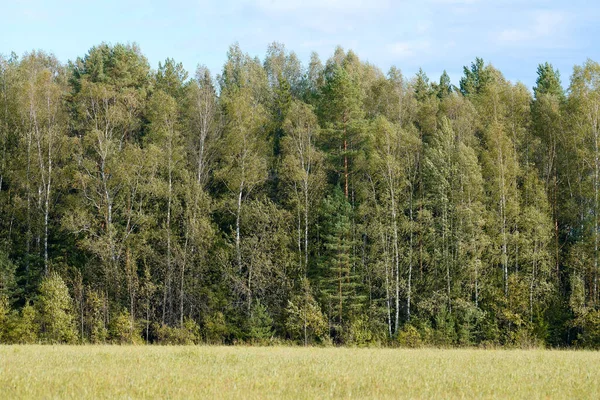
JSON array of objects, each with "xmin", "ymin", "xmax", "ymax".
[
  {"xmin": 433, "ymin": 306, "xmax": 457, "ymax": 346},
  {"xmin": 572, "ymin": 309, "xmax": 600, "ymax": 348},
  {"xmin": 4, "ymin": 303, "xmax": 38, "ymax": 344},
  {"xmin": 37, "ymin": 273, "xmax": 78, "ymax": 343},
  {"xmin": 0, "ymin": 250, "xmax": 16, "ymax": 297},
  {"xmin": 155, "ymin": 318, "xmax": 200, "ymax": 345},
  {"xmin": 285, "ymin": 287, "xmax": 328, "ymax": 345},
  {"xmin": 346, "ymin": 316, "xmax": 375, "ymax": 346},
  {"xmin": 397, "ymin": 325, "xmax": 423, "ymax": 348},
  {"xmin": 85, "ymin": 289, "xmax": 107, "ymax": 343},
  {"xmin": 512, "ymin": 327, "xmax": 545, "ymax": 349},
  {"xmin": 0, "ymin": 295, "xmax": 8, "ymax": 342},
  {"xmin": 248, "ymin": 300, "xmax": 274, "ymax": 343},
  {"xmin": 203, "ymin": 312, "xmax": 228, "ymax": 344},
  {"xmin": 109, "ymin": 309, "xmax": 142, "ymax": 344}
]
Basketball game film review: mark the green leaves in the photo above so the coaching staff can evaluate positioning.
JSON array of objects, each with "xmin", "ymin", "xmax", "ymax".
[
  {"xmin": 37, "ymin": 272, "xmax": 78, "ymax": 343},
  {"xmin": 3, "ymin": 42, "xmax": 600, "ymax": 347}
]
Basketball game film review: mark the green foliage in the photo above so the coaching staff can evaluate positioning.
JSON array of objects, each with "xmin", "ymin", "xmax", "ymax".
[
  {"xmin": 533, "ymin": 62, "xmax": 563, "ymax": 100},
  {"xmin": 4, "ymin": 303, "xmax": 38, "ymax": 344},
  {"xmin": 203, "ymin": 312, "xmax": 229, "ymax": 345},
  {"xmin": 414, "ymin": 68, "xmax": 431, "ymax": 102},
  {"xmin": 317, "ymin": 187, "xmax": 363, "ymax": 331},
  {"xmin": 0, "ymin": 295, "xmax": 8, "ymax": 342},
  {"xmin": 109, "ymin": 309, "xmax": 142, "ymax": 344},
  {"xmin": 459, "ymin": 57, "xmax": 492, "ymax": 96},
  {"xmin": 155, "ymin": 318, "xmax": 200, "ymax": 345},
  {"xmin": 285, "ymin": 280, "xmax": 328, "ymax": 345},
  {"xmin": 71, "ymin": 42, "xmax": 150, "ymax": 89},
  {"xmin": 0, "ymin": 251, "xmax": 16, "ymax": 297},
  {"xmin": 37, "ymin": 272, "xmax": 78, "ymax": 343},
  {"xmin": 573, "ymin": 310, "xmax": 600, "ymax": 348},
  {"xmin": 345, "ymin": 316, "xmax": 379, "ymax": 346},
  {"xmin": 0, "ymin": 42, "xmax": 598, "ymax": 348},
  {"xmin": 248, "ymin": 300, "xmax": 274, "ymax": 343},
  {"xmin": 436, "ymin": 70, "xmax": 453, "ymax": 99},
  {"xmin": 397, "ymin": 325, "xmax": 423, "ymax": 348},
  {"xmin": 85, "ymin": 289, "xmax": 108, "ymax": 343}
]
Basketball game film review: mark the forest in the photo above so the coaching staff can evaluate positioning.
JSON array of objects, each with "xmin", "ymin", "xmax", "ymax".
[{"xmin": 1, "ymin": 42, "xmax": 600, "ymax": 347}]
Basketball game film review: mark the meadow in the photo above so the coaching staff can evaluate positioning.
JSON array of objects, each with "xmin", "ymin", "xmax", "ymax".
[{"xmin": 1, "ymin": 346, "xmax": 599, "ymax": 399}]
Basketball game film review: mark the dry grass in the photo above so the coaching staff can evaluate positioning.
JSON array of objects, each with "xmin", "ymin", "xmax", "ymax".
[{"xmin": 1, "ymin": 345, "xmax": 599, "ymax": 399}]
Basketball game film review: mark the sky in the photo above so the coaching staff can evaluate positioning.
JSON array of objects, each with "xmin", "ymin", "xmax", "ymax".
[{"xmin": 2, "ymin": 0, "xmax": 598, "ymax": 90}]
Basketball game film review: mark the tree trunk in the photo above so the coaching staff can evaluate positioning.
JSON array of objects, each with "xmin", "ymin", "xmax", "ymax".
[
  {"xmin": 163, "ymin": 142, "xmax": 173, "ymax": 325},
  {"xmin": 381, "ymin": 230, "xmax": 392, "ymax": 338},
  {"xmin": 408, "ymin": 187, "xmax": 414, "ymax": 322},
  {"xmin": 236, "ymin": 183, "xmax": 243, "ymax": 272},
  {"xmin": 389, "ymin": 174, "xmax": 400, "ymax": 334},
  {"xmin": 304, "ymin": 180, "xmax": 310, "ymax": 277}
]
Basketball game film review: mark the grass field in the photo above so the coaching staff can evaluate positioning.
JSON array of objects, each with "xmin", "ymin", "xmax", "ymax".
[{"xmin": 1, "ymin": 346, "xmax": 600, "ymax": 399}]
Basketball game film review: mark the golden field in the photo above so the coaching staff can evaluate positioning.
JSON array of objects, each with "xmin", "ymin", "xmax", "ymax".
[{"xmin": 1, "ymin": 345, "xmax": 599, "ymax": 399}]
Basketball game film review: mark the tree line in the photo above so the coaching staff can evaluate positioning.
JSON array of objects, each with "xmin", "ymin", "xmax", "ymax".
[{"xmin": 1, "ymin": 42, "xmax": 600, "ymax": 346}]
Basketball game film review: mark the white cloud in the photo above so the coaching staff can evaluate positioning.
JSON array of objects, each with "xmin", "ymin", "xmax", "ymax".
[
  {"xmin": 245, "ymin": 0, "xmax": 392, "ymax": 35},
  {"xmin": 387, "ymin": 40, "xmax": 431, "ymax": 58},
  {"xmin": 497, "ymin": 10, "xmax": 568, "ymax": 44}
]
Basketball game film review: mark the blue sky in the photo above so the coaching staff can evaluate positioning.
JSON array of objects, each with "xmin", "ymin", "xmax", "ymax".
[{"xmin": 2, "ymin": 0, "xmax": 598, "ymax": 90}]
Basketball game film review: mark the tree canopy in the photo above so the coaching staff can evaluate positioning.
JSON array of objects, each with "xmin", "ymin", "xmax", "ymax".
[{"xmin": 1, "ymin": 42, "xmax": 599, "ymax": 347}]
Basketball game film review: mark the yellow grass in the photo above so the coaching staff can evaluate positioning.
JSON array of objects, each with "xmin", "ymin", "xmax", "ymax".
[{"xmin": 1, "ymin": 345, "xmax": 599, "ymax": 399}]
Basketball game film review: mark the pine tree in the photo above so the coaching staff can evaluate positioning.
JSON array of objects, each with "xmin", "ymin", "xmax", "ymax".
[
  {"xmin": 319, "ymin": 64, "xmax": 364, "ymax": 199},
  {"xmin": 318, "ymin": 187, "xmax": 362, "ymax": 338}
]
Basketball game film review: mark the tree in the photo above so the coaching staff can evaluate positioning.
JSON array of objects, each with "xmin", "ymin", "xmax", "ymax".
[
  {"xmin": 17, "ymin": 52, "xmax": 68, "ymax": 277},
  {"xmin": 531, "ymin": 63, "xmax": 564, "ymax": 282},
  {"xmin": 319, "ymin": 64, "xmax": 364, "ymax": 199},
  {"xmin": 4, "ymin": 303, "xmax": 38, "ymax": 344},
  {"xmin": 414, "ymin": 68, "xmax": 431, "ymax": 103},
  {"xmin": 286, "ymin": 278, "xmax": 328, "ymax": 345},
  {"xmin": 318, "ymin": 187, "xmax": 362, "ymax": 338},
  {"xmin": 2, "ymin": 41, "xmax": 600, "ymax": 347},
  {"xmin": 217, "ymin": 88, "xmax": 269, "ymax": 275},
  {"xmin": 566, "ymin": 60, "xmax": 600, "ymax": 307},
  {"xmin": 424, "ymin": 118, "xmax": 458, "ymax": 311},
  {"xmin": 37, "ymin": 272, "xmax": 77, "ymax": 343},
  {"xmin": 459, "ymin": 57, "xmax": 491, "ymax": 97},
  {"xmin": 366, "ymin": 116, "xmax": 419, "ymax": 333},
  {"xmin": 436, "ymin": 71, "xmax": 453, "ymax": 99},
  {"xmin": 147, "ymin": 89, "xmax": 184, "ymax": 325},
  {"xmin": 248, "ymin": 300, "xmax": 274, "ymax": 342},
  {"xmin": 66, "ymin": 43, "xmax": 150, "ymax": 307},
  {"xmin": 187, "ymin": 66, "xmax": 219, "ymax": 187},
  {"xmin": 281, "ymin": 101, "xmax": 325, "ymax": 277},
  {"xmin": 478, "ymin": 76, "xmax": 521, "ymax": 300},
  {"xmin": 155, "ymin": 58, "xmax": 188, "ymax": 100}
]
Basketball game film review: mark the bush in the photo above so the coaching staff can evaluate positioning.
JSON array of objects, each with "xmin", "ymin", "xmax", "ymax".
[
  {"xmin": 433, "ymin": 306, "xmax": 457, "ymax": 346},
  {"xmin": 85, "ymin": 289, "xmax": 107, "ymax": 343},
  {"xmin": 453, "ymin": 298, "xmax": 485, "ymax": 346},
  {"xmin": 155, "ymin": 318, "xmax": 200, "ymax": 345},
  {"xmin": 285, "ymin": 285, "xmax": 328, "ymax": 345},
  {"xmin": 511, "ymin": 327, "xmax": 545, "ymax": 349},
  {"xmin": 345, "ymin": 316, "xmax": 376, "ymax": 346},
  {"xmin": 397, "ymin": 325, "xmax": 423, "ymax": 348},
  {"xmin": 247, "ymin": 300, "xmax": 274, "ymax": 343},
  {"xmin": 0, "ymin": 295, "xmax": 8, "ymax": 342},
  {"xmin": 109, "ymin": 309, "xmax": 142, "ymax": 344},
  {"xmin": 4, "ymin": 303, "xmax": 38, "ymax": 344},
  {"xmin": 0, "ymin": 250, "xmax": 16, "ymax": 297},
  {"xmin": 572, "ymin": 309, "xmax": 600, "ymax": 348},
  {"xmin": 203, "ymin": 312, "xmax": 228, "ymax": 344},
  {"xmin": 37, "ymin": 272, "xmax": 78, "ymax": 343}
]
